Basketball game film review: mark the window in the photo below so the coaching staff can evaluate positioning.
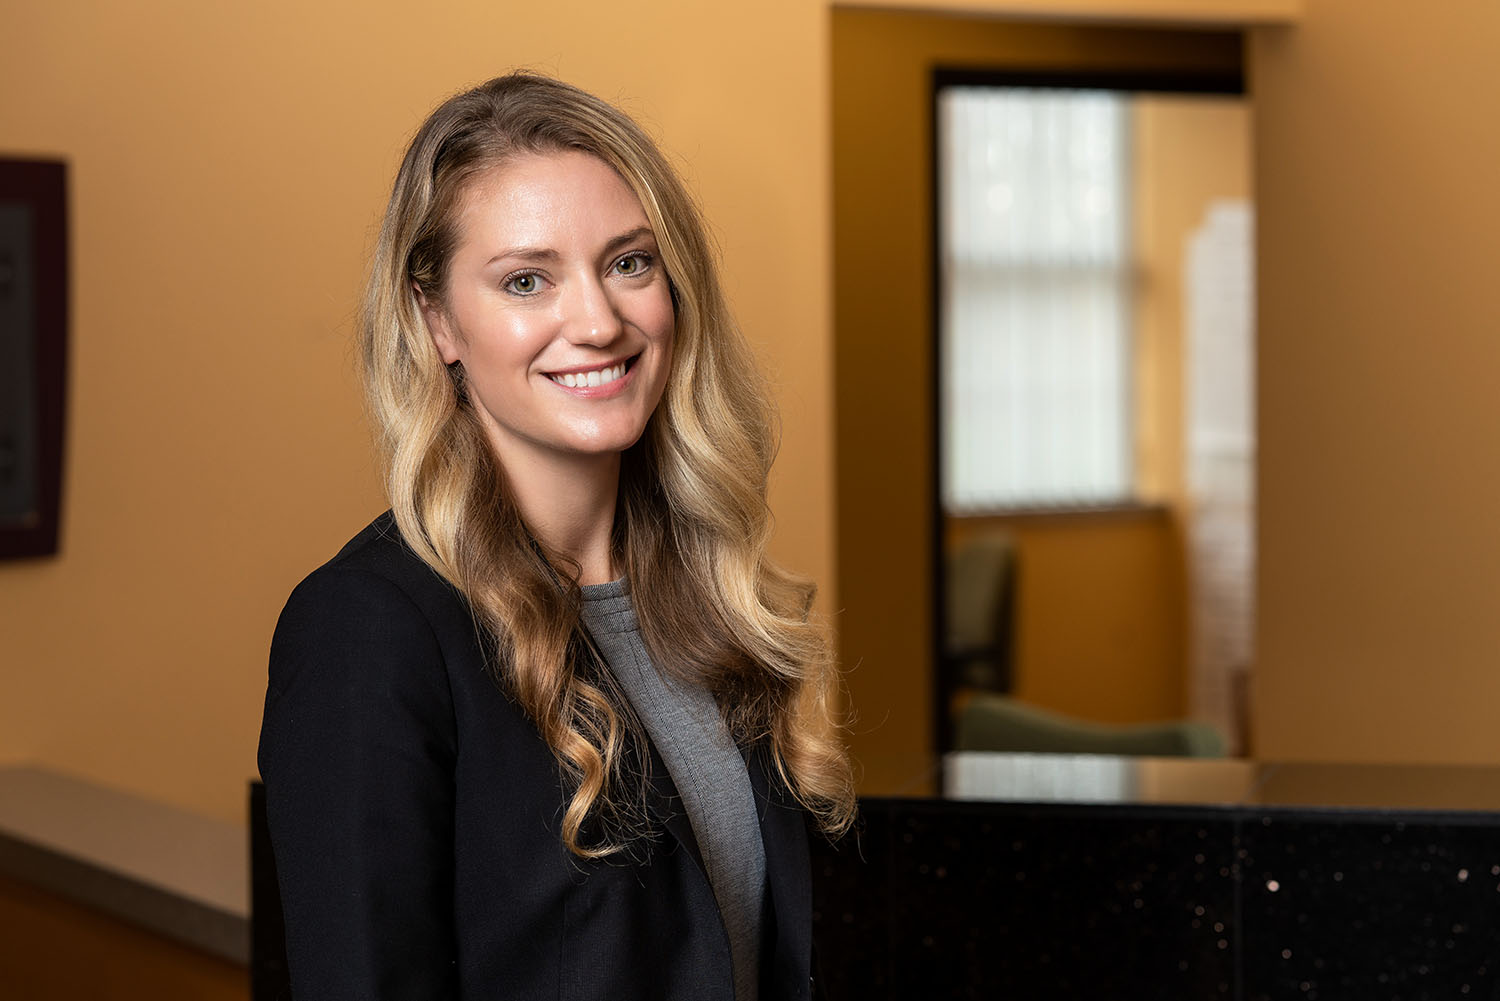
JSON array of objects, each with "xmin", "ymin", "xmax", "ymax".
[{"xmin": 938, "ymin": 87, "xmax": 1133, "ymax": 511}]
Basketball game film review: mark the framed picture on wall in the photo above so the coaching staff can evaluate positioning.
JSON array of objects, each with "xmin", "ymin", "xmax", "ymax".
[{"xmin": 0, "ymin": 159, "xmax": 67, "ymax": 559}]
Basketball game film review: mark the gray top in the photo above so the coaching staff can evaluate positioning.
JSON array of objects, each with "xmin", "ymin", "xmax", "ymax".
[{"xmin": 579, "ymin": 579, "xmax": 766, "ymax": 1001}]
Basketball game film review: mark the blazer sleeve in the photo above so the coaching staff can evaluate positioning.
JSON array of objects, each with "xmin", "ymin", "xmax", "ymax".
[{"xmin": 258, "ymin": 565, "xmax": 460, "ymax": 1000}]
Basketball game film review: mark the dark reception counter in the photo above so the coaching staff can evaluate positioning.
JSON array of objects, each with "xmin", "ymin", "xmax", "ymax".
[{"xmin": 811, "ymin": 754, "xmax": 1500, "ymax": 1001}]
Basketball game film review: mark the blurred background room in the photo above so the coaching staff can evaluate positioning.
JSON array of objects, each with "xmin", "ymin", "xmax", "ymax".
[{"xmin": 4, "ymin": 0, "xmax": 1500, "ymax": 997}]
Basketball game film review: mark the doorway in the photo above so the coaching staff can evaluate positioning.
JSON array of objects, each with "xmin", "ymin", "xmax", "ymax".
[{"xmin": 832, "ymin": 8, "xmax": 1252, "ymax": 791}]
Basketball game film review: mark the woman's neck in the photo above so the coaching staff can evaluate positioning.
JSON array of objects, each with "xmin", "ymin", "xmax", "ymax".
[{"xmin": 501, "ymin": 448, "xmax": 622, "ymax": 586}]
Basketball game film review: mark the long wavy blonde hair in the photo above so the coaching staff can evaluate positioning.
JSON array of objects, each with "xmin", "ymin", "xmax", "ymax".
[{"xmin": 359, "ymin": 72, "xmax": 854, "ymax": 856}]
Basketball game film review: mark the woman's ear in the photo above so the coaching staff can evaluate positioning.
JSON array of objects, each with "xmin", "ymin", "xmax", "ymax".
[{"xmin": 415, "ymin": 282, "xmax": 463, "ymax": 365}]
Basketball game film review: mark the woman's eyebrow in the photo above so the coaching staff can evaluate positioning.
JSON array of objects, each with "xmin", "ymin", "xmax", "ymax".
[
  {"xmin": 483, "ymin": 228, "xmax": 655, "ymax": 270},
  {"xmin": 601, "ymin": 227, "xmax": 657, "ymax": 256},
  {"xmin": 484, "ymin": 245, "xmax": 560, "ymax": 268}
]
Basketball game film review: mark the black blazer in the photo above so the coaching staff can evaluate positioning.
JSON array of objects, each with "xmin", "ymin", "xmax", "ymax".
[{"xmin": 258, "ymin": 514, "xmax": 814, "ymax": 1001}]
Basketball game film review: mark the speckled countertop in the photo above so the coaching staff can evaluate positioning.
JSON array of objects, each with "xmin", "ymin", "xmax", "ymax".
[
  {"xmin": 944, "ymin": 753, "xmax": 1500, "ymax": 811},
  {"xmin": 811, "ymin": 755, "xmax": 1500, "ymax": 1001}
]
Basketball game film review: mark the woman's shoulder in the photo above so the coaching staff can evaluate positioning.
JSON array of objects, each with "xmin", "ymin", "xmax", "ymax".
[
  {"xmin": 268, "ymin": 512, "xmax": 476, "ymax": 695},
  {"xmin": 307, "ymin": 510, "xmax": 435, "ymax": 587},
  {"xmin": 283, "ymin": 511, "xmax": 461, "ymax": 619}
]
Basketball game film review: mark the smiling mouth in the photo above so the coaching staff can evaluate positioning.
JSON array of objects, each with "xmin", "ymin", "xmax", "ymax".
[{"xmin": 545, "ymin": 355, "xmax": 636, "ymax": 389}]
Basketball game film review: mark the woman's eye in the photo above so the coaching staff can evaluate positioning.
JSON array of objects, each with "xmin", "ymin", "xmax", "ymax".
[
  {"xmin": 505, "ymin": 272, "xmax": 543, "ymax": 295},
  {"xmin": 614, "ymin": 253, "xmax": 651, "ymax": 276}
]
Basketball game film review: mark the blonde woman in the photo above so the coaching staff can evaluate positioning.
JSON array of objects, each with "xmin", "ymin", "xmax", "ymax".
[{"xmin": 257, "ymin": 73, "xmax": 854, "ymax": 1001}]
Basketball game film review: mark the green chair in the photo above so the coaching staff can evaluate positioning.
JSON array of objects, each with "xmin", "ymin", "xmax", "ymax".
[
  {"xmin": 955, "ymin": 692, "xmax": 1227, "ymax": 757},
  {"xmin": 943, "ymin": 533, "xmax": 1017, "ymax": 692}
]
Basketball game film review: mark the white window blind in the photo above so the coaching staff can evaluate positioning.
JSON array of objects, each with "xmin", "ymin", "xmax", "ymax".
[
  {"xmin": 939, "ymin": 88, "xmax": 1133, "ymax": 512},
  {"xmin": 1184, "ymin": 200, "xmax": 1256, "ymax": 751}
]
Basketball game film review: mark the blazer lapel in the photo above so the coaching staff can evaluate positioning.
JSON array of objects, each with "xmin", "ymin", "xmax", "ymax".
[
  {"xmin": 581, "ymin": 635, "xmax": 707, "ymax": 874},
  {"xmin": 749, "ymin": 745, "xmax": 813, "ymax": 1001},
  {"xmin": 643, "ymin": 733, "xmax": 709, "ymax": 875},
  {"xmin": 640, "ymin": 732, "xmax": 811, "ymax": 1001}
]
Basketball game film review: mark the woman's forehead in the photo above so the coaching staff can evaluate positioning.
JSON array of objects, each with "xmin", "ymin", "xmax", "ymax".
[{"xmin": 452, "ymin": 151, "xmax": 652, "ymax": 247}]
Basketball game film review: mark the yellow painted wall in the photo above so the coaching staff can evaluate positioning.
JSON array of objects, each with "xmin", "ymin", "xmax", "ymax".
[
  {"xmin": 832, "ymin": 6, "xmax": 1242, "ymax": 791},
  {"xmin": 0, "ymin": 0, "xmax": 834, "ymax": 825},
  {"xmin": 1252, "ymin": 0, "xmax": 1500, "ymax": 764}
]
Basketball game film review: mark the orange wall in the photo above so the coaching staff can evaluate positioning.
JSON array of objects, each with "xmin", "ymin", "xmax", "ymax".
[
  {"xmin": 1133, "ymin": 95, "xmax": 1252, "ymax": 505},
  {"xmin": 949, "ymin": 511, "xmax": 1187, "ymax": 723},
  {"xmin": 0, "ymin": 0, "xmax": 834, "ymax": 824},
  {"xmin": 0, "ymin": 874, "xmax": 246, "ymax": 1000},
  {"xmin": 832, "ymin": 7, "xmax": 1242, "ymax": 791},
  {"xmin": 1252, "ymin": 0, "xmax": 1500, "ymax": 764}
]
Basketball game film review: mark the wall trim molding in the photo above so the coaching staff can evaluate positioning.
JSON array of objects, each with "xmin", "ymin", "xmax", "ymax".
[{"xmin": 832, "ymin": 0, "xmax": 1302, "ymax": 27}]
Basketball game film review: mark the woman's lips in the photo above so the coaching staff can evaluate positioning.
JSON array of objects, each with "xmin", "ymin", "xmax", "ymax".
[{"xmin": 544, "ymin": 354, "xmax": 639, "ymax": 395}]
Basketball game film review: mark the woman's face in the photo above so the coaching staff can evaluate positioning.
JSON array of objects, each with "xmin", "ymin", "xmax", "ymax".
[{"xmin": 423, "ymin": 150, "xmax": 675, "ymax": 477}]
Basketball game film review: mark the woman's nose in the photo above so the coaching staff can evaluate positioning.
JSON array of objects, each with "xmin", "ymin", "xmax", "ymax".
[{"xmin": 563, "ymin": 276, "xmax": 624, "ymax": 345}]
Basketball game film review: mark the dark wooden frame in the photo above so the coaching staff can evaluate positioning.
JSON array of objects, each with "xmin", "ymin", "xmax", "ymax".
[
  {"xmin": 0, "ymin": 159, "xmax": 68, "ymax": 559},
  {"xmin": 928, "ymin": 65, "xmax": 1246, "ymax": 756}
]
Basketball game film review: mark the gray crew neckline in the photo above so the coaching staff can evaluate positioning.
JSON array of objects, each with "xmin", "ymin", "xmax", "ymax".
[
  {"xmin": 580, "ymin": 577, "xmax": 628, "ymax": 599},
  {"xmin": 580, "ymin": 578, "xmax": 635, "ymax": 633}
]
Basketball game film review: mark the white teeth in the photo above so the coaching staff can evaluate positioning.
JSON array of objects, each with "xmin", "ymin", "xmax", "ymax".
[{"xmin": 550, "ymin": 362, "xmax": 628, "ymax": 388}]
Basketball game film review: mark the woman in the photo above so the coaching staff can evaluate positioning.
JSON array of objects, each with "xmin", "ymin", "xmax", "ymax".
[{"xmin": 258, "ymin": 73, "xmax": 854, "ymax": 1001}]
